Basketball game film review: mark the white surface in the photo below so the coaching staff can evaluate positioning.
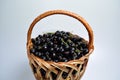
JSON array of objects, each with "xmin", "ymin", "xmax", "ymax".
[{"xmin": 0, "ymin": 0, "xmax": 120, "ymax": 80}]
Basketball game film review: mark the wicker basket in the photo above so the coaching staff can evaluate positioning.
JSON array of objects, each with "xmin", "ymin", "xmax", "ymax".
[{"xmin": 27, "ymin": 10, "xmax": 94, "ymax": 80}]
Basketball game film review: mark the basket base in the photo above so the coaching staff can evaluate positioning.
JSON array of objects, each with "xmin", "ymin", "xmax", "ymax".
[{"xmin": 29, "ymin": 58, "xmax": 88, "ymax": 80}]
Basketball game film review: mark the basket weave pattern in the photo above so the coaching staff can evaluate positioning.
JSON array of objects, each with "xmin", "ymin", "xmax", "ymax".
[{"xmin": 27, "ymin": 10, "xmax": 94, "ymax": 80}]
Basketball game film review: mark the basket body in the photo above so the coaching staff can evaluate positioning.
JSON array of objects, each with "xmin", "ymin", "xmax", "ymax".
[{"xmin": 27, "ymin": 10, "xmax": 94, "ymax": 80}]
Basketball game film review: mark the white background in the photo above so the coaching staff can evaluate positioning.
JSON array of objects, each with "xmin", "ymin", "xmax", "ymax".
[{"xmin": 0, "ymin": 0, "xmax": 120, "ymax": 80}]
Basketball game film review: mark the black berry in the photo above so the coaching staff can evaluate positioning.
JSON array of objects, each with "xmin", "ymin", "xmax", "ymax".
[{"xmin": 62, "ymin": 72, "xmax": 68, "ymax": 79}]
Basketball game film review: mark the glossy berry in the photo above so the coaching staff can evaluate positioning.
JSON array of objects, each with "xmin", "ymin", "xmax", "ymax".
[
  {"xmin": 34, "ymin": 52, "xmax": 39, "ymax": 56},
  {"xmin": 38, "ymin": 52, "xmax": 42, "ymax": 57},
  {"xmin": 62, "ymin": 72, "xmax": 68, "ymax": 79},
  {"xmin": 30, "ymin": 48, "xmax": 36, "ymax": 54},
  {"xmin": 31, "ymin": 38, "xmax": 35, "ymax": 44},
  {"xmin": 43, "ymin": 44, "xmax": 48, "ymax": 50}
]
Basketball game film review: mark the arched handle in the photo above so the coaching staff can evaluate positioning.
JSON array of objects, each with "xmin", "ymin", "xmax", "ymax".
[{"xmin": 27, "ymin": 10, "xmax": 94, "ymax": 50}]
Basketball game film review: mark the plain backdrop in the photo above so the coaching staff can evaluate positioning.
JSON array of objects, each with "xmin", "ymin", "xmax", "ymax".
[{"xmin": 0, "ymin": 0, "xmax": 120, "ymax": 80}]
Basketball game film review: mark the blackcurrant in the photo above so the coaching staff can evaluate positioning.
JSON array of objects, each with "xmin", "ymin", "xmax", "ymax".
[
  {"xmin": 30, "ymin": 48, "xmax": 36, "ymax": 54},
  {"xmin": 62, "ymin": 72, "xmax": 68, "ymax": 79}
]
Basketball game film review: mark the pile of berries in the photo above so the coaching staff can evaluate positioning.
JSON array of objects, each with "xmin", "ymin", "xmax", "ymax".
[{"xmin": 30, "ymin": 31, "xmax": 88, "ymax": 62}]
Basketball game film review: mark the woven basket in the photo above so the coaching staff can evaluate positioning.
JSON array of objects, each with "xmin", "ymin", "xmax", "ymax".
[{"xmin": 27, "ymin": 10, "xmax": 94, "ymax": 80}]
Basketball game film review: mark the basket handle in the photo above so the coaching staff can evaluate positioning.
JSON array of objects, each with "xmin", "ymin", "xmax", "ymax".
[{"xmin": 27, "ymin": 10, "xmax": 94, "ymax": 50}]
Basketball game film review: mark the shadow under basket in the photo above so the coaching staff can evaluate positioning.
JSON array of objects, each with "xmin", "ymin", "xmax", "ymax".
[{"xmin": 27, "ymin": 10, "xmax": 94, "ymax": 80}]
